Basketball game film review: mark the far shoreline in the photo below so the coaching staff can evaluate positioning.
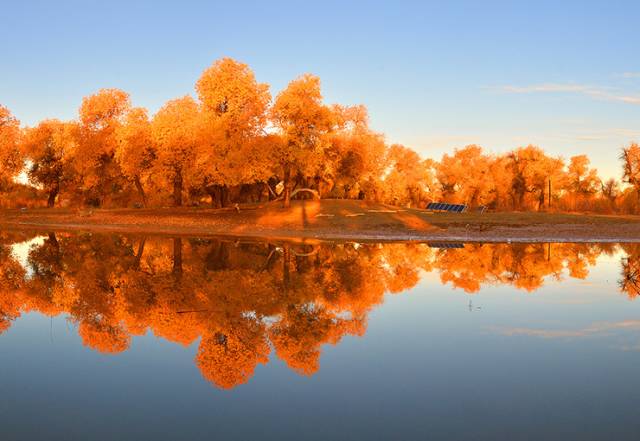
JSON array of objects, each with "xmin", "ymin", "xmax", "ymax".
[{"xmin": 1, "ymin": 199, "xmax": 639, "ymax": 243}]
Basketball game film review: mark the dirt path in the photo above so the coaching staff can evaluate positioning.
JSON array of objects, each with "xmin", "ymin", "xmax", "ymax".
[{"xmin": 2, "ymin": 200, "xmax": 639, "ymax": 242}]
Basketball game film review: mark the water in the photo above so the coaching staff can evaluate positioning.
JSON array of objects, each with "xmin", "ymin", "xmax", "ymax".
[{"xmin": 1, "ymin": 232, "xmax": 639, "ymax": 440}]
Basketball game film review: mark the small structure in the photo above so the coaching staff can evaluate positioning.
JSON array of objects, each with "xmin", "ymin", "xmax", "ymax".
[
  {"xmin": 426, "ymin": 202, "xmax": 467, "ymax": 213},
  {"xmin": 427, "ymin": 242, "xmax": 465, "ymax": 249}
]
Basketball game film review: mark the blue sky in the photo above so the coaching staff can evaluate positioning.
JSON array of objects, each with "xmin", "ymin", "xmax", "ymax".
[{"xmin": 2, "ymin": 0, "xmax": 639, "ymax": 180}]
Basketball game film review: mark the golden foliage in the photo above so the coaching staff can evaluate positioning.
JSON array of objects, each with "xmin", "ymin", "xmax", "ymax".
[
  {"xmin": 0, "ymin": 57, "xmax": 637, "ymax": 212},
  {"xmin": 0, "ymin": 233, "xmax": 633, "ymax": 390}
]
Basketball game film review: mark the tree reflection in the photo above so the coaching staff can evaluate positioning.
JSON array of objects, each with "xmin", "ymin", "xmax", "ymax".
[
  {"xmin": 620, "ymin": 244, "xmax": 640, "ymax": 299},
  {"xmin": 0, "ymin": 233, "xmax": 633, "ymax": 389}
]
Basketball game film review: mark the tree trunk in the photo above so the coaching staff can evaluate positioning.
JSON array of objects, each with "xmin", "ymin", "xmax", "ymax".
[
  {"xmin": 215, "ymin": 185, "xmax": 225, "ymax": 208},
  {"xmin": 134, "ymin": 176, "xmax": 147, "ymax": 207},
  {"xmin": 265, "ymin": 181, "xmax": 277, "ymax": 200},
  {"xmin": 47, "ymin": 182, "xmax": 59, "ymax": 208},
  {"xmin": 282, "ymin": 243, "xmax": 290, "ymax": 290},
  {"xmin": 47, "ymin": 232, "xmax": 59, "ymax": 250},
  {"xmin": 134, "ymin": 238, "xmax": 146, "ymax": 269},
  {"xmin": 205, "ymin": 185, "xmax": 223, "ymax": 208},
  {"xmin": 221, "ymin": 185, "xmax": 230, "ymax": 207},
  {"xmin": 283, "ymin": 165, "xmax": 292, "ymax": 208},
  {"xmin": 173, "ymin": 171, "xmax": 183, "ymax": 207},
  {"xmin": 173, "ymin": 237, "xmax": 183, "ymax": 276}
]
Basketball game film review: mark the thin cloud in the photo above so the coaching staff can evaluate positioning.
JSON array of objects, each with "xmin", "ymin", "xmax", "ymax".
[
  {"xmin": 491, "ymin": 320, "xmax": 640, "ymax": 339},
  {"xmin": 494, "ymin": 83, "xmax": 640, "ymax": 105},
  {"xmin": 618, "ymin": 72, "xmax": 640, "ymax": 79}
]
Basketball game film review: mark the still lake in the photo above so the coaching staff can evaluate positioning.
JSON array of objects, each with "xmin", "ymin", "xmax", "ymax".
[{"xmin": 1, "ymin": 232, "xmax": 639, "ymax": 440}]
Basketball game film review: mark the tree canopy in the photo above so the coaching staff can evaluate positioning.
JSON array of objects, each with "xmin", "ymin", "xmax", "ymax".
[{"xmin": 0, "ymin": 57, "xmax": 637, "ymax": 213}]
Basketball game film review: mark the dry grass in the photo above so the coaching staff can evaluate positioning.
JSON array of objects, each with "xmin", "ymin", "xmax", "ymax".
[{"xmin": 1, "ymin": 199, "xmax": 639, "ymax": 242}]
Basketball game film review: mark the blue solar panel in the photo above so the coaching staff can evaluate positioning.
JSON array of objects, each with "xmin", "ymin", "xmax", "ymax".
[
  {"xmin": 428, "ymin": 242, "xmax": 465, "ymax": 248},
  {"xmin": 427, "ymin": 202, "xmax": 469, "ymax": 213}
]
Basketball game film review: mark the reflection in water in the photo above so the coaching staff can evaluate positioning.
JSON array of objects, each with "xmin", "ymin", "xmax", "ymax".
[{"xmin": 0, "ymin": 231, "xmax": 637, "ymax": 389}]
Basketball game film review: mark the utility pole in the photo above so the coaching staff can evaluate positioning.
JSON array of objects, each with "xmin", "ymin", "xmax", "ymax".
[{"xmin": 548, "ymin": 179, "xmax": 551, "ymax": 209}]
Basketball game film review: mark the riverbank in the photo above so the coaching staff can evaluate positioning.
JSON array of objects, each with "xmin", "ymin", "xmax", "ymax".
[{"xmin": 1, "ymin": 199, "xmax": 639, "ymax": 242}]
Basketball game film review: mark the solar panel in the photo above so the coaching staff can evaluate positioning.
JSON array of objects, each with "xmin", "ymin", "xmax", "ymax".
[
  {"xmin": 427, "ymin": 202, "xmax": 470, "ymax": 213},
  {"xmin": 427, "ymin": 242, "xmax": 465, "ymax": 249}
]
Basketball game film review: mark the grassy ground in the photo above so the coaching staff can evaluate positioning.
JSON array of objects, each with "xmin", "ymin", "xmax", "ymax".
[{"xmin": 0, "ymin": 199, "xmax": 638, "ymax": 242}]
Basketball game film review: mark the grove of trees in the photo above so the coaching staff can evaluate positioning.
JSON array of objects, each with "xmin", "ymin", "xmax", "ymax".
[{"xmin": 1, "ymin": 57, "xmax": 639, "ymax": 213}]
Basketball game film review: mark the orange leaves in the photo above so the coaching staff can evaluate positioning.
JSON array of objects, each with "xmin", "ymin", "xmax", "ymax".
[
  {"xmin": 271, "ymin": 73, "xmax": 332, "ymax": 170},
  {"xmin": 2, "ymin": 57, "xmax": 633, "ymax": 212},
  {"xmin": 195, "ymin": 58, "xmax": 272, "ymax": 189},
  {"xmin": 382, "ymin": 144, "xmax": 436, "ymax": 207},
  {"xmin": 196, "ymin": 57, "xmax": 270, "ymax": 137},
  {"xmin": 151, "ymin": 96, "xmax": 201, "ymax": 205},
  {"xmin": 0, "ymin": 105, "xmax": 23, "ymax": 180},
  {"xmin": 621, "ymin": 143, "xmax": 640, "ymax": 196},
  {"xmin": 79, "ymin": 88, "xmax": 130, "ymax": 129},
  {"xmin": 196, "ymin": 324, "xmax": 270, "ymax": 389},
  {"xmin": 437, "ymin": 145, "xmax": 493, "ymax": 205},
  {"xmin": 0, "ymin": 232, "xmax": 638, "ymax": 389},
  {"xmin": 78, "ymin": 319, "xmax": 131, "ymax": 354}
]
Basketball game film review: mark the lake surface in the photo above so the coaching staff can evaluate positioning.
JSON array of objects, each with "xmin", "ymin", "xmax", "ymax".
[{"xmin": 1, "ymin": 232, "xmax": 639, "ymax": 440}]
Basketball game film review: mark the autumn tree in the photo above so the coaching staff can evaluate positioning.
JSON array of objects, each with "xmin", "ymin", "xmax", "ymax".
[
  {"xmin": 0, "ymin": 242, "xmax": 26, "ymax": 334},
  {"xmin": 383, "ymin": 144, "xmax": 437, "ymax": 207},
  {"xmin": 566, "ymin": 155, "xmax": 599, "ymax": 195},
  {"xmin": 115, "ymin": 107, "xmax": 155, "ymax": 207},
  {"xmin": 488, "ymin": 155, "xmax": 515, "ymax": 210},
  {"xmin": 195, "ymin": 58, "xmax": 272, "ymax": 206},
  {"xmin": 621, "ymin": 142, "xmax": 640, "ymax": 205},
  {"xmin": 75, "ymin": 89, "xmax": 131, "ymax": 206},
  {"xmin": 325, "ymin": 105, "xmax": 386, "ymax": 199},
  {"xmin": 0, "ymin": 105, "xmax": 23, "ymax": 188},
  {"xmin": 271, "ymin": 74, "xmax": 333, "ymax": 207},
  {"xmin": 601, "ymin": 178, "xmax": 619, "ymax": 205},
  {"xmin": 196, "ymin": 322, "xmax": 270, "ymax": 389},
  {"xmin": 620, "ymin": 244, "xmax": 640, "ymax": 299},
  {"xmin": 151, "ymin": 96, "xmax": 201, "ymax": 206},
  {"xmin": 21, "ymin": 120, "xmax": 76, "ymax": 207},
  {"xmin": 437, "ymin": 145, "xmax": 494, "ymax": 206},
  {"xmin": 507, "ymin": 145, "xmax": 564, "ymax": 210}
]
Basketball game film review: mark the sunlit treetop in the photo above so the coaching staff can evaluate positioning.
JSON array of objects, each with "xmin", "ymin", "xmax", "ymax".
[
  {"xmin": 196, "ymin": 57, "xmax": 270, "ymax": 139},
  {"xmin": 0, "ymin": 105, "xmax": 23, "ymax": 180},
  {"xmin": 79, "ymin": 88, "xmax": 130, "ymax": 130}
]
